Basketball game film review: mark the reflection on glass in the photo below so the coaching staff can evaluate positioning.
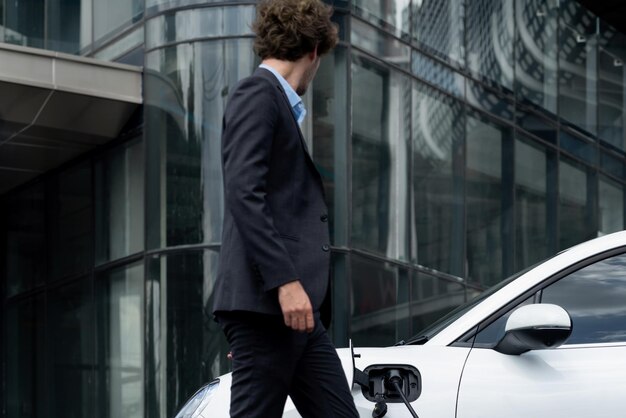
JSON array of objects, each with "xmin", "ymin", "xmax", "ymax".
[
  {"xmin": 599, "ymin": 176, "xmax": 624, "ymax": 235},
  {"xmin": 146, "ymin": 6, "xmax": 255, "ymax": 50},
  {"xmin": 515, "ymin": 137, "xmax": 551, "ymax": 270},
  {"xmin": 410, "ymin": 273, "xmax": 464, "ymax": 339},
  {"xmin": 558, "ymin": 0, "xmax": 598, "ymax": 135},
  {"xmin": 5, "ymin": 0, "xmax": 44, "ymax": 48},
  {"xmin": 5, "ymin": 183, "xmax": 45, "ymax": 297},
  {"xmin": 466, "ymin": 114, "xmax": 510, "ymax": 287},
  {"xmin": 515, "ymin": 0, "xmax": 558, "ymax": 113},
  {"xmin": 466, "ymin": 79, "xmax": 514, "ymax": 120},
  {"xmin": 350, "ymin": 256, "xmax": 398, "ymax": 347},
  {"xmin": 48, "ymin": 162, "xmax": 93, "ymax": 280},
  {"xmin": 412, "ymin": 81, "xmax": 464, "ymax": 276},
  {"xmin": 412, "ymin": 50, "xmax": 464, "ymax": 98},
  {"xmin": 559, "ymin": 158, "xmax": 594, "ymax": 250},
  {"xmin": 353, "ymin": 0, "xmax": 410, "ymax": 36},
  {"xmin": 560, "ymin": 129, "xmax": 597, "ymax": 165},
  {"xmin": 6, "ymin": 295, "xmax": 45, "ymax": 418},
  {"xmin": 46, "ymin": 0, "xmax": 92, "ymax": 53},
  {"xmin": 516, "ymin": 107, "xmax": 557, "ymax": 143},
  {"xmin": 312, "ymin": 47, "xmax": 349, "ymax": 246},
  {"xmin": 466, "ymin": 0, "xmax": 514, "ymax": 90},
  {"xmin": 94, "ymin": 0, "xmax": 143, "ymax": 44},
  {"xmin": 98, "ymin": 262, "xmax": 144, "ymax": 418},
  {"xmin": 48, "ymin": 280, "xmax": 94, "ymax": 417},
  {"xmin": 351, "ymin": 55, "xmax": 410, "ymax": 260},
  {"xmin": 351, "ymin": 19, "xmax": 411, "ymax": 70},
  {"xmin": 542, "ymin": 253, "xmax": 626, "ymax": 344},
  {"xmin": 145, "ymin": 39, "xmax": 256, "ymax": 249},
  {"xmin": 601, "ymin": 148, "xmax": 626, "ymax": 180},
  {"xmin": 598, "ymin": 24, "xmax": 626, "ymax": 150},
  {"xmin": 96, "ymin": 139, "xmax": 144, "ymax": 264},
  {"xmin": 145, "ymin": 251, "xmax": 228, "ymax": 418},
  {"xmin": 411, "ymin": 0, "xmax": 464, "ymax": 65}
]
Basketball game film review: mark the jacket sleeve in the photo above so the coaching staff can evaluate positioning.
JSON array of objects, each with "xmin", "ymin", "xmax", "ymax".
[{"xmin": 221, "ymin": 76, "xmax": 299, "ymax": 292}]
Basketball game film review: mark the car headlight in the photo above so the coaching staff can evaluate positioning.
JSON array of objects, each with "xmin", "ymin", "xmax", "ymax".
[{"xmin": 174, "ymin": 379, "xmax": 220, "ymax": 418}]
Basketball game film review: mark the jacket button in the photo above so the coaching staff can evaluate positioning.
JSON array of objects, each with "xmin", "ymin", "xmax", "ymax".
[
  {"xmin": 322, "ymin": 245, "xmax": 330, "ymax": 252},
  {"xmin": 320, "ymin": 214, "xmax": 328, "ymax": 222}
]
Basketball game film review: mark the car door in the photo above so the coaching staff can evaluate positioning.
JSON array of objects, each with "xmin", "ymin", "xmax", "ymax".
[{"xmin": 456, "ymin": 251, "xmax": 626, "ymax": 418}]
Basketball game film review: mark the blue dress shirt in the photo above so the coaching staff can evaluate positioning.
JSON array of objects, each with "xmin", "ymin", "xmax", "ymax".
[{"xmin": 259, "ymin": 64, "xmax": 306, "ymax": 125}]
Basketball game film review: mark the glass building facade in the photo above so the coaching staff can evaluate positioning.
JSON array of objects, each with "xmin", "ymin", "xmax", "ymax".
[{"xmin": 2, "ymin": 0, "xmax": 626, "ymax": 416}]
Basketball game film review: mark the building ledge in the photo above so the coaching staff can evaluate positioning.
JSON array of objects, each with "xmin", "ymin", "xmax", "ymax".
[{"xmin": 0, "ymin": 43, "xmax": 143, "ymax": 195}]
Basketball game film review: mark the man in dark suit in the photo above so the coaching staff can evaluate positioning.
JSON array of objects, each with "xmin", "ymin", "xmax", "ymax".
[{"xmin": 213, "ymin": 0, "xmax": 359, "ymax": 417}]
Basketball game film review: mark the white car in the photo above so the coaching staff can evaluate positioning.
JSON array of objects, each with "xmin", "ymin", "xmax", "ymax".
[{"xmin": 175, "ymin": 231, "xmax": 626, "ymax": 417}]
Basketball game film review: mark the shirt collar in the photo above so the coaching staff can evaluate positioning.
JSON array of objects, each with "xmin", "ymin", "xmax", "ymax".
[{"xmin": 259, "ymin": 64, "xmax": 306, "ymax": 125}]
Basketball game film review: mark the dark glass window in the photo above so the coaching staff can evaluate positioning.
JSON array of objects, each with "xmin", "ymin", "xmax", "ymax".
[
  {"xmin": 598, "ymin": 176, "xmax": 624, "ymax": 235},
  {"xmin": 46, "ymin": 0, "xmax": 91, "ymax": 53},
  {"xmin": 466, "ymin": 113, "xmax": 513, "ymax": 286},
  {"xmin": 5, "ymin": 0, "xmax": 44, "ymax": 48},
  {"xmin": 145, "ymin": 39, "xmax": 256, "ymax": 249},
  {"xmin": 598, "ymin": 23, "xmax": 626, "ymax": 150},
  {"xmin": 97, "ymin": 262, "xmax": 144, "ymax": 418},
  {"xmin": 95, "ymin": 138, "xmax": 144, "ymax": 264},
  {"xmin": 6, "ymin": 295, "xmax": 45, "ymax": 418},
  {"xmin": 350, "ymin": 255, "xmax": 398, "ymax": 347},
  {"xmin": 515, "ymin": 136, "xmax": 555, "ymax": 270},
  {"xmin": 466, "ymin": 0, "xmax": 514, "ymax": 91},
  {"xmin": 351, "ymin": 55, "xmax": 410, "ymax": 261},
  {"xmin": 353, "ymin": 0, "xmax": 410, "ymax": 37},
  {"xmin": 410, "ymin": 273, "xmax": 465, "ymax": 339},
  {"xmin": 411, "ymin": 0, "xmax": 464, "ymax": 65},
  {"xmin": 558, "ymin": 0, "xmax": 598, "ymax": 136},
  {"xmin": 48, "ymin": 279, "xmax": 94, "ymax": 418},
  {"xmin": 145, "ymin": 250, "xmax": 228, "ymax": 418},
  {"xmin": 558, "ymin": 157, "xmax": 596, "ymax": 250},
  {"xmin": 515, "ymin": 0, "xmax": 558, "ymax": 114},
  {"xmin": 542, "ymin": 253, "xmax": 626, "ymax": 344},
  {"xmin": 5, "ymin": 183, "xmax": 45, "ymax": 297},
  {"xmin": 412, "ymin": 81, "xmax": 464, "ymax": 276},
  {"xmin": 48, "ymin": 162, "xmax": 93, "ymax": 280}
]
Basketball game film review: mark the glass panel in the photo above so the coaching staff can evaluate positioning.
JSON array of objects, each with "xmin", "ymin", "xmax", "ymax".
[
  {"xmin": 351, "ymin": 19, "xmax": 411, "ymax": 70},
  {"xmin": 94, "ymin": 0, "xmax": 143, "ymax": 44},
  {"xmin": 412, "ymin": 81, "xmax": 464, "ymax": 276},
  {"xmin": 466, "ymin": 113, "xmax": 511, "ymax": 287},
  {"xmin": 48, "ymin": 279, "xmax": 94, "ymax": 418},
  {"xmin": 411, "ymin": 50, "xmax": 465, "ymax": 97},
  {"xmin": 352, "ymin": 0, "xmax": 410, "ymax": 37},
  {"xmin": 411, "ymin": 0, "xmax": 464, "ymax": 65},
  {"xmin": 146, "ymin": 6, "xmax": 255, "ymax": 50},
  {"xmin": 560, "ymin": 129, "xmax": 597, "ymax": 165},
  {"xmin": 350, "ymin": 255, "xmax": 398, "ymax": 347},
  {"xmin": 48, "ymin": 162, "xmax": 93, "ymax": 280},
  {"xmin": 559, "ymin": 157, "xmax": 595, "ymax": 250},
  {"xmin": 312, "ymin": 46, "xmax": 349, "ymax": 246},
  {"xmin": 46, "ymin": 0, "xmax": 92, "ymax": 53},
  {"xmin": 145, "ymin": 39, "xmax": 256, "ymax": 249},
  {"xmin": 599, "ymin": 176, "xmax": 624, "ymax": 235},
  {"xmin": 558, "ymin": 0, "xmax": 598, "ymax": 136},
  {"xmin": 5, "ymin": 183, "xmax": 45, "ymax": 297},
  {"xmin": 145, "ymin": 250, "xmax": 228, "ymax": 418},
  {"xmin": 6, "ymin": 295, "xmax": 45, "ymax": 418},
  {"xmin": 328, "ymin": 253, "xmax": 350, "ymax": 346},
  {"xmin": 351, "ymin": 55, "xmax": 410, "ymax": 261},
  {"xmin": 466, "ymin": 79, "xmax": 514, "ymax": 120},
  {"xmin": 410, "ymin": 273, "xmax": 465, "ymax": 338},
  {"xmin": 93, "ymin": 26, "xmax": 143, "ymax": 62},
  {"xmin": 146, "ymin": 0, "xmax": 248, "ymax": 12},
  {"xmin": 97, "ymin": 262, "xmax": 144, "ymax": 418},
  {"xmin": 95, "ymin": 139, "xmax": 145, "ymax": 264},
  {"xmin": 515, "ymin": 0, "xmax": 558, "ymax": 114},
  {"xmin": 0, "ymin": 0, "xmax": 5, "ymax": 42},
  {"xmin": 598, "ymin": 23, "xmax": 626, "ymax": 150},
  {"xmin": 516, "ymin": 107, "xmax": 557, "ymax": 143},
  {"xmin": 542, "ymin": 253, "xmax": 626, "ymax": 344},
  {"xmin": 466, "ymin": 0, "xmax": 514, "ymax": 91},
  {"xmin": 5, "ymin": 0, "xmax": 44, "ymax": 48},
  {"xmin": 515, "ymin": 136, "xmax": 550, "ymax": 270},
  {"xmin": 600, "ymin": 148, "xmax": 626, "ymax": 179}
]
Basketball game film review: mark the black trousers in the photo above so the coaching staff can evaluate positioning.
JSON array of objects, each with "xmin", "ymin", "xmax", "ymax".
[{"xmin": 217, "ymin": 311, "xmax": 359, "ymax": 418}]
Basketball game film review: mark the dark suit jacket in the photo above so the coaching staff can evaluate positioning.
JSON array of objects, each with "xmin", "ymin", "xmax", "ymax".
[{"xmin": 213, "ymin": 67, "xmax": 331, "ymax": 321}]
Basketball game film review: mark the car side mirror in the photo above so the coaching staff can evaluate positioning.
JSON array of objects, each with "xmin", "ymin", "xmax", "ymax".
[{"xmin": 494, "ymin": 304, "xmax": 572, "ymax": 355}]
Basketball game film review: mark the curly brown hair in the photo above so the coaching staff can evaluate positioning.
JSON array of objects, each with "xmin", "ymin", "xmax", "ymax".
[{"xmin": 253, "ymin": 0, "xmax": 338, "ymax": 61}]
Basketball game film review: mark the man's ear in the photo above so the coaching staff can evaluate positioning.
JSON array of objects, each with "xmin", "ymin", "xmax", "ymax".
[{"xmin": 309, "ymin": 45, "xmax": 319, "ymax": 62}]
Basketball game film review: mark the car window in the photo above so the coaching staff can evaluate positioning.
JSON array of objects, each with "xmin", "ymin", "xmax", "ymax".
[
  {"xmin": 540, "ymin": 252, "xmax": 626, "ymax": 344},
  {"xmin": 471, "ymin": 295, "xmax": 534, "ymax": 346}
]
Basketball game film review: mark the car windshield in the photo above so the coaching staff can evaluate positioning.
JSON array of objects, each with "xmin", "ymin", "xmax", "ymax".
[{"xmin": 403, "ymin": 263, "xmax": 541, "ymax": 345}]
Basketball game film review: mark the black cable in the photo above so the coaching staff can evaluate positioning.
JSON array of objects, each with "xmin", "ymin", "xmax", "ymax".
[{"xmin": 390, "ymin": 380, "xmax": 419, "ymax": 418}]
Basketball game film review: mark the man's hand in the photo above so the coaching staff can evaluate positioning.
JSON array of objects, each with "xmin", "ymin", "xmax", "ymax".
[{"xmin": 278, "ymin": 280, "xmax": 314, "ymax": 333}]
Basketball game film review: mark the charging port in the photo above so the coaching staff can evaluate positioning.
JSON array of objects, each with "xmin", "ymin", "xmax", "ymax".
[{"xmin": 360, "ymin": 365, "xmax": 421, "ymax": 403}]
